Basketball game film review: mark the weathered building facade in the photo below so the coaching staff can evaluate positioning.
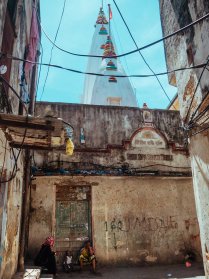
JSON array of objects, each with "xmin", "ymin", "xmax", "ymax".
[
  {"xmin": 28, "ymin": 102, "xmax": 201, "ymax": 266},
  {"xmin": 160, "ymin": 0, "xmax": 209, "ymax": 276},
  {"xmin": 0, "ymin": 1, "xmax": 40, "ymax": 278}
]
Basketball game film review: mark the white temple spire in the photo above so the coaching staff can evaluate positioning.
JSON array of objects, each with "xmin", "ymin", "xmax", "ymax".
[{"xmin": 82, "ymin": 6, "xmax": 138, "ymax": 107}]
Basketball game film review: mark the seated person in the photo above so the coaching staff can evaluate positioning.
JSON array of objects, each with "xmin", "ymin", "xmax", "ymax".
[
  {"xmin": 34, "ymin": 236, "xmax": 57, "ymax": 276},
  {"xmin": 79, "ymin": 241, "xmax": 96, "ymax": 273},
  {"xmin": 63, "ymin": 250, "xmax": 73, "ymax": 272}
]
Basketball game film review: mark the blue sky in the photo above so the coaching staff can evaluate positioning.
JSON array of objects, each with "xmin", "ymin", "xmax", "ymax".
[{"xmin": 37, "ymin": 0, "xmax": 176, "ymax": 108}]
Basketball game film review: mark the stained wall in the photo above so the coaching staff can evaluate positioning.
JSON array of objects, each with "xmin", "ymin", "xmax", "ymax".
[
  {"xmin": 159, "ymin": 0, "xmax": 209, "ymax": 275},
  {"xmin": 28, "ymin": 175, "xmax": 201, "ymax": 265}
]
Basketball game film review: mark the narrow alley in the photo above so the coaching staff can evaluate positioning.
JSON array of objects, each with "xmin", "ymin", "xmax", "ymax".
[{"xmin": 1, "ymin": 1, "xmax": 209, "ymax": 279}]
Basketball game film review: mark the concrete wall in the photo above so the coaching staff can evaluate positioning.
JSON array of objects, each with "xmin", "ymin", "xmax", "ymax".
[
  {"xmin": 159, "ymin": 0, "xmax": 209, "ymax": 120},
  {"xmin": 28, "ymin": 181, "xmax": 56, "ymax": 254},
  {"xmin": 0, "ymin": 130, "xmax": 24, "ymax": 279},
  {"xmin": 28, "ymin": 176, "xmax": 201, "ymax": 265},
  {"xmin": 35, "ymin": 103, "xmax": 186, "ymax": 148},
  {"xmin": 190, "ymin": 133, "xmax": 209, "ymax": 275},
  {"xmin": 159, "ymin": 0, "xmax": 209, "ymax": 276},
  {"xmin": 34, "ymin": 103, "xmax": 191, "ymax": 177}
]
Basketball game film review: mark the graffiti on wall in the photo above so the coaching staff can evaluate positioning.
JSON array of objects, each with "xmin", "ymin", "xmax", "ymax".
[
  {"xmin": 103, "ymin": 215, "xmax": 200, "ymax": 253},
  {"xmin": 105, "ymin": 215, "xmax": 178, "ymax": 233}
]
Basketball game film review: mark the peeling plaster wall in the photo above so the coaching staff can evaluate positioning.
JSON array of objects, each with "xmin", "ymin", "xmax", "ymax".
[
  {"xmin": 34, "ymin": 103, "xmax": 191, "ymax": 175},
  {"xmin": 159, "ymin": 0, "xmax": 209, "ymax": 276},
  {"xmin": 190, "ymin": 133, "xmax": 209, "ymax": 275},
  {"xmin": 0, "ymin": 130, "xmax": 24, "ymax": 279},
  {"xmin": 28, "ymin": 176, "xmax": 201, "ymax": 265},
  {"xmin": 30, "ymin": 104, "xmax": 200, "ymax": 265},
  {"xmin": 0, "ymin": 1, "xmax": 39, "ymax": 278},
  {"xmin": 35, "ymin": 103, "xmax": 186, "ymax": 148},
  {"xmin": 28, "ymin": 182, "xmax": 56, "ymax": 256}
]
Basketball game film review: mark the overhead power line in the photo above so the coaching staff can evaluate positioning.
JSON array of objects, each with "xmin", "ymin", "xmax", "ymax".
[
  {"xmin": 189, "ymin": 84, "xmax": 209, "ymax": 124},
  {"xmin": 190, "ymin": 124, "xmax": 209, "ymax": 137},
  {"xmin": 40, "ymin": 0, "xmax": 67, "ymax": 101},
  {"xmin": 0, "ymin": 75, "xmax": 28, "ymax": 113},
  {"xmin": 0, "ymin": 76, "xmax": 29, "ymax": 184},
  {"xmin": 0, "ymin": 52, "xmax": 207, "ymax": 79},
  {"xmin": 185, "ymin": 57, "xmax": 209, "ymax": 124},
  {"xmin": 112, "ymin": 0, "xmax": 174, "ymax": 106},
  {"xmin": 37, "ymin": 12, "xmax": 209, "ymax": 59}
]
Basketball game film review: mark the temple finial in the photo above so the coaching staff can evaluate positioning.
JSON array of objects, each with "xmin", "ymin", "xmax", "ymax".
[{"xmin": 96, "ymin": 6, "xmax": 108, "ymax": 25}]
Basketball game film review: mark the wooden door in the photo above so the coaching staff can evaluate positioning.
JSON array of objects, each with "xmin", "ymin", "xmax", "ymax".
[{"xmin": 55, "ymin": 185, "xmax": 91, "ymax": 265}]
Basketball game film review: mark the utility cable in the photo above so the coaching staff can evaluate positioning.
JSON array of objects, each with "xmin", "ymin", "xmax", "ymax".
[
  {"xmin": 190, "ymin": 124, "xmax": 209, "ymax": 137},
  {"xmin": 112, "ymin": 18, "xmax": 135, "ymax": 92},
  {"xmin": 198, "ymin": 114, "xmax": 209, "ymax": 126},
  {"xmin": 189, "ymin": 104, "xmax": 209, "ymax": 126},
  {"xmin": 0, "ymin": 76, "xmax": 29, "ymax": 184},
  {"xmin": 0, "ymin": 52, "xmax": 207, "ymax": 79},
  {"xmin": 39, "ymin": 0, "xmax": 67, "ymax": 101},
  {"xmin": 36, "ymin": 42, "xmax": 43, "ymax": 100},
  {"xmin": 37, "ymin": 12, "xmax": 209, "ymax": 59},
  {"xmin": 113, "ymin": 0, "xmax": 174, "ymax": 106},
  {"xmin": 185, "ymin": 57, "xmax": 209, "ymax": 124},
  {"xmin": 0, "ymin": 123, "xmax": 28, "ymax": 184},
  {"xmin": 189, "ymin": 83, "xmax": 209, "ymax": 124},
  {"xmin": 0, "ymin": 139, "xmax": 8, "ymax": 185},
  {"xmin": 34, "ymin": 42, "xmax": 43, "ymax": 115},
  {"xmin": 0, "ymin": 75, "xmax": 28, "ymax": 113}
]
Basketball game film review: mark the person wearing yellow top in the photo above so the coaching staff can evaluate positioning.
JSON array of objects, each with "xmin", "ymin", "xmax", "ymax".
[{"xmin": 79, "ymin": 241, "xmax": 96, "ymax": 273}]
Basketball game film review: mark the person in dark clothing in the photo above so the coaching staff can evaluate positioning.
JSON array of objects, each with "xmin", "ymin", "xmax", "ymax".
[{"xmin": 34, "ymin": 236, "xmax": 57, "ymax": 276}]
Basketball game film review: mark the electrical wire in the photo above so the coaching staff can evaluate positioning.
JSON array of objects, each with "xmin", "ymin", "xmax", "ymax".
[
  {"xmin": 0, "ymin": 77, "xmax": 29, "ymax": 184},
  {"xmin": 44, "ymin": 160, "xmax": 189, "ymax": 169},
  {"xmin": 189, "ymin": 85, "xmax": 209, "ymax": 124},
  {"xmin": 198, "ymin": 114, "xmax": 209, "ymax": 126},
  {"xmin": 185, "ymin": 57, "xmax": 209, "ymax": 124},
  {"xmin": 34, "ymin": 42, "xmax": 43, "ymax": 115},
  {"xmin": 36, "ymin": 42, "xmax": 43, "ymax": 100},
  {"xmin": 0, "ymin": 52, "xmax": 207, "ymax": 79},
  {"xmin": 190, "ymin": 124, "xmax": 209, "ymax": 137},
  {"xmin": 0, "ymin": 139, "xmax": 8, "ymax": 184},
  {"xmin": 112, "ymin": 18, "xmax": 136, "ymax": 94},
  {"xmin": 189, "ymin": 104, "xmax": 209, "ymax": 126},
  {"xmin": 0, "ymin": 75, "xmax": 28, "ymax": 113},
  {"xmin": 35, "ymin": 160, "xmax": 191, "ymax": 175},
  {"xmin": 1, "ymin": 82, "xmax": 12, "ymax": 113},
  {"xmin": 37, "ymin": 11, "xmax": 209, "ymax": 59},
  {"xmin": 39, "ymin": 0, "xmax": 67, "ymax": 101},
  {"xmin": 0, "ymin": 117, "xmax": 28, "ymax": 184},
  {"xmin": 112, "ymin": 0, "xmax": 174, "ymax": 106}
]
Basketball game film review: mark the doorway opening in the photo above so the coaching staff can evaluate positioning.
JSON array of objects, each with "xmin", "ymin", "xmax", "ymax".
[{"xmin": 55, "ymin": 185, "xmax": 92, "ymax": 266}]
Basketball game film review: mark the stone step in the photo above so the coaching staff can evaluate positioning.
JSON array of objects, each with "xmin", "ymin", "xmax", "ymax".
[
  {"xmin": 12, "ymin": 268, "xmax": 41, "ymax": 279},
  {"xmin": 24, "ymin": 269, "xmax": 41, "ymax": 279}
]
